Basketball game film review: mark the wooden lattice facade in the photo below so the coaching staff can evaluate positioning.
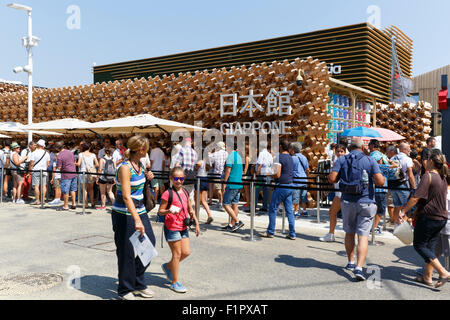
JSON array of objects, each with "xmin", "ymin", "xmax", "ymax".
[{"xmin": 93, "ymin": 23, "xmax": 412, "ymax": 104}]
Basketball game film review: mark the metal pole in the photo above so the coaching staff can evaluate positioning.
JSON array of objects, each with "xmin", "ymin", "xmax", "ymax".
[
  {"xmin": 446, "ymin": 257, "xmax": 450, "ymax": 272},
  {"xmin": 39, "ymin": 169, "xmax": 43, "ymax": 209},
  {"xmin": 81, "ymin": 172, "xmax": 86, "ymax": 215},
  {"xmin": 383, "ymin": 206, "xmax": 387, "ymax": 232},
  {"xmin": 249, "ymin": 181, "xmax": 255, "ymax": 241},
  {"xmin": 27, "ymin": 10, "xmax": 33, "ymax": 145},
  {"xmin": 281, "ymin": 204, "xmax": 286, "ymax": 234},
  {"xmin": 77, "ymin": 174, "xmax": 81, "ymax": 205},
  {"xmin": 370, "ymin": 218, "xmax": 376, "ymax": 245},
  {"xmin": 0, "ymin": 166, "xmax": 3, "ymax": 204},
  {"xmin": 316, "ymin": 176, "xmax": 321, "ymax": 223},
  {"xmin": 195, "ymin": 176, "xmax": 200, "ymax": 221}
]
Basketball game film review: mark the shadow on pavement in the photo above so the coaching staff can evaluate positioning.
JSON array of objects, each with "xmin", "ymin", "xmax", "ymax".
[
  {"xmin": 274, "ymin": 254, "xmax": 354, "ymax": 282},
  {"xmin": 392, "ymin": 245, "xmax": 423, "ymax": 267},
  {"xmin": 78, "ymin": 272, "xmax": 169, "ymax": 299}
]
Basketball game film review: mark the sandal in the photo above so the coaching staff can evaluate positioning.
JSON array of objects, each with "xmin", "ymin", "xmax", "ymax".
[
  {"xmin": 435, "ymin": 276, "xmax": 450, "ymax": 288},
  {"xmin": 56, "ymin": 207, "xmax": 70, "ymax": 212},
  {"xmin": 414, "ymin": 276, "xmax": 433, "ymax": 287},
  {"xmin": 205, "ymin": 217, "xmax": 214, "ymax": 225}
]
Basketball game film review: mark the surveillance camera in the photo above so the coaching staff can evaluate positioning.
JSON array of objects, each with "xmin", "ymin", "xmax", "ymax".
[
  {"xmin": 23, "ymin": 65, "xmax": 33, "ymax": 74},
  {"xmin": 13, "ymin": 66, "xmax": 23, "ymax": 74},
  {"xmin": 296, "ymin": 69, "xmax": 305, "ymax": 86}
]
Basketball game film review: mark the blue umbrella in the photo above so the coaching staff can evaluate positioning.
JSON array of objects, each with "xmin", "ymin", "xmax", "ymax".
[{"xmin": 341, "ymin": 126, "xmax": 382, "ymax": 138}]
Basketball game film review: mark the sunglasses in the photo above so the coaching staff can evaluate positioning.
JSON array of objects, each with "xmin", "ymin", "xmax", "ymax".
[{"xmin": 173, "ymin": 177, "xmax": 185, "ymax": 182}]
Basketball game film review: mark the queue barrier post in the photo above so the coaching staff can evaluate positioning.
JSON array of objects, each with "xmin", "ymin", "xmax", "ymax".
[
  {"xmin": 446, "ymin": 257, "xmax": 450, "ymax": 272},
  {"xmin": 40, "ymin": 170, "xmax": 44, "ymax": 210},
  {"xmin": 243, "ymin": 180, "xmax": 260, "ymax": 242},
  {"xmin": 0, "ymin": 166, "xmax": 3, "ymax": 204},
  {"xmin": 281, "ymin": 204, "xmax": 286, "ymax": 234},
  {"xmin": 316, "ymin": 176, "xmax": 321, "ymax": 224},
  {"xmin": 195, "ymin": 176, "xmax": 200, "ymax": 221},
  {"xmin": 81, "ymin": 172, "xmax": 86, "ymax": 215},
  {"xmin": 77, "ymin": 174, "xmax": 81, "ymax": 205}
]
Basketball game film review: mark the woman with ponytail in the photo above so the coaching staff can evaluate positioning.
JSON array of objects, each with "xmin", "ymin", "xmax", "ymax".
[
  {"xmin": 111, "ymin": 136, "xmax": 157, "ymax": 300},
  {"xmin": 401, "ymin": 149, "xmax": 450, "ymax": 288}
]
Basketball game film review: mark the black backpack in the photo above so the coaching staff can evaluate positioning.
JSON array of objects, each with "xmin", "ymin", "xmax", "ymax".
[{"xmin": 102, "ymin": 158, "xmax": 116, "ymax": 182}]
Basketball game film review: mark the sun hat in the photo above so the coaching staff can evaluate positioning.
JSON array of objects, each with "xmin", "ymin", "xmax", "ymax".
[
  {"xmin": 37, "ymin": 139, "xmax": 46, "ymax": 148},
  {"xmin": 11, "ymin": 142, "xmax": 20, "ymax": 149}
]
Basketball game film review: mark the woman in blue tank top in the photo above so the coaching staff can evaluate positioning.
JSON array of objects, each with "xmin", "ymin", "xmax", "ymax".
[{"xmin": 111, "ymin": 135, "xmax": 157, "ymax": 300}]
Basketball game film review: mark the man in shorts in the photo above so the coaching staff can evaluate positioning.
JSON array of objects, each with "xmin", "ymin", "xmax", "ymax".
[
  {"xmin": 220, "ymin": 146, "xmax": 244, "ymax": 232},
  {"xmin": 29, "ymin": 140, "xmax": 51, "ymax": 205},
  {"xmin": 329, "ymin": 138, "xmax": 385, "ymax": 281},
  {"xmin": 56, "ymin": 141, "xmax": 78, "ymax": 211},
  {"xmin": 208, "ymin": 141, "xmax": 228, "ymax": 208}
]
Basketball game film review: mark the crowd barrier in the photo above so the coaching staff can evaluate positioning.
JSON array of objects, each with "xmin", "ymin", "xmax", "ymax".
[{"xmin": 2, "ymin": 166, "xmax": 439, "ymax": 255}]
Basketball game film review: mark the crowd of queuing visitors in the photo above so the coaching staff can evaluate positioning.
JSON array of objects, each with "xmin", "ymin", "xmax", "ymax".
[{"xmin": 0, "ymin": 134, "xmax": 448, "ymax": 293}]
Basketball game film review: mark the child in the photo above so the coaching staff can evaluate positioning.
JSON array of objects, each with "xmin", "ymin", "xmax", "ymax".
[{"xmin": 158, "ymin": 167, "xmax": 200, "ymax": 293}]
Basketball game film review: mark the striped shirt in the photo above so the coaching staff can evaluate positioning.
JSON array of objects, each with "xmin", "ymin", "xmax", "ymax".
[{"xmin": 112, "ymin": 160, "xmax": 146, "ymax": 215}]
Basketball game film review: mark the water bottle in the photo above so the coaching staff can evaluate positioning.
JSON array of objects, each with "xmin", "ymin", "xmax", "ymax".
[{"xmin": 362, "ymin": 170, "xmax": 369, "ymax": 188}]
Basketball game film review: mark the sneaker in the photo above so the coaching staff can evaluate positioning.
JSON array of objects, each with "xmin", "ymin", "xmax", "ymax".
[
  {"xmin": 319, "ymin": 233, "xmax": 335, "ymax": 242},
  {"xmin": 286, "ymin": 234, "xmax": 296, "ymax": 240},
  {"xmin": 161, "ymin": 263, "xmax": 173, "ymax": 282},
  {"xmin": 96, "ymin": 206, "xmax": 107, "ymax": 210},
  {"xmin": 119, "ymin": 292, "xmax": 136, "ymax": 300},
  {"xmin": 230, "ymin": 221, "xmax": 244, "ymax": 232},
  {"xmin": 257, "ymin": 231, "xmax": 274, "ymax": 238},
  {"xmin": 354, "ymin": 269, "xmax": 366, "ymax": 281},
  {"xmin": 345, "ymin": 262, "xmax": 356, "ymax": 271},
  {"xmin": 294, "ymin": 212, "xmax": 301, "ymax": 219},
  {"xmin": 220, "ymin": 224, "xmax": 232, "ymax": 231},
  {"xmin": 133, "ymin": 287, "xmax": 154, "ymax": 298},
  {"xmin": 301, "ymin": 211, "xmax": 309, "ymax": 217},
  {"xmin": 373, "ymin": 227, "xmax": 382, "ymax": 235},
  {"xmin": 169, "ymin": 282, "xmax": 187, "ymax": 293},
  {"xmin": 12, "ymin": 199, "xmax": 16, "ymax": 204},
  {"xmin": 16, "ymin": 199, "xmax": 25, "ymax": 204},
  {"xmin": 205, "ymin": 217, "xmax": 214, "ymax": 225},
  {"xmin": 49, "ymin": 199, "xmax": 62, "ymax": 205}
]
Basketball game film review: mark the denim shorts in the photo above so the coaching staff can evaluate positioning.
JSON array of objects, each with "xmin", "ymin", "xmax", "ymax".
[
  {"xmin": 61, "ymin": 177, "xmax": 78, "ymax": 195},
  {"xmin": 164, "ymin": 225, "xmax": 189, "ymax": 242},
  {"xmin": 222, "ymin": 187, "xmax": 241, "ymax": 205},
  {"xmin": 292, "ymin": 188, "xmax": 308, "ymax": 205},
  {"xmin": 391, "ymin": 187, "xmax": 410, "ymax": 207},
  {"xmin": 375, "ymin": 193, "xmax": 387, "ymax": 216}
]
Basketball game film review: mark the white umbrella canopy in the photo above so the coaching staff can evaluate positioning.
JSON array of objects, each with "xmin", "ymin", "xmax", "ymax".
[
  {"xmin": 87, "ymin": 114, "xmax": 207, "ymax": 134},
  {"xmin": 0, "ymin": 134, "xmax": 11, "ymax": 139},
  {"xmin": 22, "ymin": 118, "xmax": 96, "ymax": 134},
  {"xmin": 0, "ymin": 122, "xmax": 63, "ymax": 136}
]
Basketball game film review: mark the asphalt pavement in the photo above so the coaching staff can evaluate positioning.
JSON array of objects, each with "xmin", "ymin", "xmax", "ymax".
[{"xmin": 0, "ymin": 200, "xmax": 449, "ymax": 300}]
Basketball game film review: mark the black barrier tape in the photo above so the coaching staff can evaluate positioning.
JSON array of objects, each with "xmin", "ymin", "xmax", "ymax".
[{"xmin": 3, "ymin": 167, "xmax": 413, "ymax": 192}]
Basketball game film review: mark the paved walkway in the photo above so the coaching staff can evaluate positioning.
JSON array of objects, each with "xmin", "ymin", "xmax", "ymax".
[{"xmin": 0, "ymin": 200, "xmax": 449, "ymax": 300}]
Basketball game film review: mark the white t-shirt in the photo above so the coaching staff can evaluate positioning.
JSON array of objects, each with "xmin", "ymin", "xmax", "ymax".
[
  {"xmin": 30, "ymin": 149, "xmax": 50, "ymax": 171},
  {"xmin": 140, "ymin": 154, "xmax": 151, "ymax": 170},
  {"xmin": 112, "ymin": 149, "xmax": 123, "ymax": 164},
  {"xmin": 442, "ymin": 191, "xmax": 450, "ymax": 236},
  {"xmin": 0, "ymin": 149, "xmax": 5, "ymax": 168},
  {"xmin": 150, "ymin": 147, "xmax": 165, "ymax": 171}
]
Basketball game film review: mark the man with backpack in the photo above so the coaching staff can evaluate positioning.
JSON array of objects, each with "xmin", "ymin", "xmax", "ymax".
[
  {"xmin": 387, "ymin": 143, "xmax": 417, "ymax": 225},
  {"xmin": 289, "ymin": 142, "xmax": 309, "ymax": 218},
  {"xmin": 329, "ymin": 138, "xmax": 385, "ymax": 281}
]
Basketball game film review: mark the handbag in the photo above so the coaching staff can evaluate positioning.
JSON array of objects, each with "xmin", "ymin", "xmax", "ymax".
[
  {"xmin": 81, "ymin": 154, "xmax": 97, "ymax": 184},
  {"xmin": 143, "ymin": 179, "xmax": 156, "ymax": 213},
  {"xmin": 393, "ymin": 221, "xmax": 414, "ymax": 245}
]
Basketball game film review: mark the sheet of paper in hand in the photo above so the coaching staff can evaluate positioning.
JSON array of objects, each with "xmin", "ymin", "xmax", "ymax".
[{"xmin": 129, "ymin": 231, "xmax": 158, "ymax": 266}]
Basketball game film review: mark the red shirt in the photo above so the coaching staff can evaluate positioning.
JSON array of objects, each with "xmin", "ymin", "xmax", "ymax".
[{"xmin": 161, "ymin": 189, "xmax": 189, "ymax": 231}]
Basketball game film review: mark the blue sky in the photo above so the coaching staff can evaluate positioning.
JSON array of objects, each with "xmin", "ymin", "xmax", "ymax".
[{"xmin": 1, "ymin": 0, "xmax": 449, "ymax": 88}]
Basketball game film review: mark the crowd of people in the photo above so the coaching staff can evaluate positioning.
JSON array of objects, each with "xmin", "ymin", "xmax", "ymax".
[{"xmin": 0, "ymin": 134, "xmax": 448, "ymax": 298}]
